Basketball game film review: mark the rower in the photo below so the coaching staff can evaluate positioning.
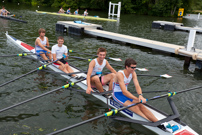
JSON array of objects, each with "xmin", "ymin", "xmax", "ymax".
[
  {"xmin": 74, "ymin": 9, "xmax": 79, "ymax": 15},
  {"xmin": 0, "ymin": 6, "xmax": 10, "ymax": 16},
  {"xmin": 84, "ymin": 9, "xmax": 88, "ymax": 16},
  {"xmin": 112, "ymin": 58, "xmax": 178, "ymax": 132},
  {"xmin": 58, "ymin": 7, "xmax": 65, "ymax": 13},
  {"xmin": 86, "ymin": 47, "xmax": 116, "ymax": 94},
  {"xmin": 113, "ymin": 58, "xmax": 159, "ymax": 122},
  {"xmin": 66, "ymin": 8, "xmax": 71, "ymax": 14},
  {"xmin": 35, "ymin": 28, "xmax": 52, "ymax": 62},
  {"xmin": 52, "ymin": 36, "xmax": 76, "ymax": 77}
]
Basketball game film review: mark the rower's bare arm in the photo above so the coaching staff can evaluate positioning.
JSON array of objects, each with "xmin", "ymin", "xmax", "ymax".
[
  {"xmin": 52, "ymin": 53, "xmax": 62, "ymax": 65},
  {"xmin": 132, "ymin": 72, "xmax": 146, "ymax": 103},
  {"xmin": 117, "ymin": 72, "xmax": 137, "ymax": 100},
  {"xmin": 86, "ymin": 60, "xmax": 95, "ymax": 93},
  {"xmin": 106, "ymin": 61, "xmax": 117, "ymax": 74},
  {"xmin": 132, "ymin": 72, "xmax": 142, "ymax": 94}
]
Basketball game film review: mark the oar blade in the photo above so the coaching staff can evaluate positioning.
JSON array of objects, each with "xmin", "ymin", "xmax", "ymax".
[
  {"xmin": 160, "ymin": 74, "xmax": 172, "ymax": 78},
  {"xmin": 109, "ymin": 57, "xmax": 122, "ymax": 61},
  {"xmin": 136, "ymin": 68, "xmax": 148, "ymax": 71}
]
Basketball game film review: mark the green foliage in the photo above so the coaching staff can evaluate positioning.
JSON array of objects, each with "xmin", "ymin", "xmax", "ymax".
[{"xmin": 6, "ymin": 0, "xmax": 202, "ymax": 17}]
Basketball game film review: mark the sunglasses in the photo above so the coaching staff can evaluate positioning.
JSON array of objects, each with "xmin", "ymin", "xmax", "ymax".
[{"xmin": 129, "ymin": 66, "xmax": 136, "ymax": 69}]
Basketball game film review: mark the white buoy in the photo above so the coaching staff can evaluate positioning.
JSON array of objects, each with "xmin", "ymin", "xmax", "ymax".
[
  {"xmin": 18, "ymin": 3, "xmax": 19, "ymax": 5},
  {"xmin": 3, "ymin": 1, "xmax": 4, "ymax": 3},
  {"xmin": 38, "ymin": 6, "xmax": 39, "ymax": 8}
]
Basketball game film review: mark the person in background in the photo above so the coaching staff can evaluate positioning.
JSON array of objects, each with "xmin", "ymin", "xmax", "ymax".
[
  {"xmin": 84, "ymin": 9, "xmax": 88, "ymax": 16},
  {"xmin": 74, "ymin": 9, "xmax": 79, "ymax": 15},
  {"xmin": 58, "ymin": 7, "xmax": 65, "ymax": 13},
  {"xmin": 0, "ymin": 6, "xmax": 10, "ymax": 16},
  {"xmin": 66, "ymin": 8, "xmax": 71, "ymax": 14}
]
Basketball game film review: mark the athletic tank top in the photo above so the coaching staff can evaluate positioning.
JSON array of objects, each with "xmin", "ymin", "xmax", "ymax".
[
  {"xmin": 35, "ymin": 37, "xmax": 47, "ymax": 51},
  {"xmin": 91, "ymin": 58, "xmax": 106, "ymax": 77},
  {"xmin": 113, "ymin": 70, "xmax": 133, "ymax": 92},
  {"xmin": 1, "ymin": 9, "xmax": 6, "ymax": 13}
]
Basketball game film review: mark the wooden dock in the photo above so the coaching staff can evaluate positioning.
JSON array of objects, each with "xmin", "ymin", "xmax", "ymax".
[
  {"xmin": 56, "ymin": 21, "xmax": 202, "ymax": 63},
  {"xmin": 152, "ymin": 20, "xmax": 202, "ymax": 33}
]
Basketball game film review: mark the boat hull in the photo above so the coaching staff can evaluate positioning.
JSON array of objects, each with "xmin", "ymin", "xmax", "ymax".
[
  {"xmin": 36, "ymin": 10, "xmax": 117, "ymax": 22},
  {"xmin": 0, "ymin": 15, "xmax": 27, "ymax": 23},
  {"xmin": 5, "ymin": 32, "xmax": 198, "ymax": 135}
]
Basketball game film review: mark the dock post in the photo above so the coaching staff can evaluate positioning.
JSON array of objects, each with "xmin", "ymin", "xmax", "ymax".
[
  {"xmin": 117, "ymin": 2, "xmax": 121, "ymax": 18},
  {"xmin": 184, "ymin": 57, "xmax": 191, "ymax": 69},
  {"xmin": 108, "ymin": 2, "xmax": 111, "ymax": 17},
  {"xmin": 196, "ymin": 60, "xmax": 202, "ymax": 70},
  {"xmin": 112, "ymin": 3, "xmax": 115, "ymax": 16},
  {"xmin": 198, "ymin": 13, "xmax": 200, "ymax": 19},
  {"xmin": 184, "ymin": 30, "xmax": 196, "ymax": 69}
]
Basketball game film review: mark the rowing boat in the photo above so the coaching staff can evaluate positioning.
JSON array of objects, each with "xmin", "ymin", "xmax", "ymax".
[
  {"xmin": 36, "ymin": 10, "xmax": 117, "ymax": 22},
  {"xmin": 5, "ymin": 32, "xmax": 198, "ymax": 135},
  {"xmin": 0, "ymin": 14, "xmax": 27, "ymax": 23}
]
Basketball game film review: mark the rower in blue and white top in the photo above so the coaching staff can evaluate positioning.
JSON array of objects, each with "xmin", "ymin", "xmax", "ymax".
[
  {"xmin": 0, "ymin": 6, "xmax": 10, "ymax": 16},
  {"xmin": 35, "ymin": 28, "xmax": 52, "ymax": 62},
  {"xmin": 74, "ymin": 9, "xmax": 79, "ymax": 15},
  {"xmin": 52, "ymin": 36, "xmax": 75, "ymax": 77},
  {"xmin": 86, "ymin": 47, "xmax": 117, "ymax": 94},
  {"xmin": 84, "ymin": 9, "xmax": 88, "ymax": 16},
  {"xmin": 66, "ymin": 8, "xmax": 71, "ymax": 14},
  {"xmin": 113, "ymin": 58, "xmax": 159, "ymax": 122}
]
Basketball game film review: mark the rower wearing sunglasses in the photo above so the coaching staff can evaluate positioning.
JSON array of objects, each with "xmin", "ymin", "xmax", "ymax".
[{"xmin": 113, "ymin": 58, "xmax": 159, "ymax": 122}]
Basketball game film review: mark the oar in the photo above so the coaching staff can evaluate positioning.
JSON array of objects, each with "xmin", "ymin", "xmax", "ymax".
[
  {"xmin": 0, "ymin": 78, "xmax": 87, "ymax": 113},
  {"xmin": 0, "ymin": 53, "xmax": 33, "ymax": 57},
  {"xmin": 0, "ymin": 58, "xmax": 61, "ymax": 88},
  {"xmin": 68, "ymin": 50, "xmax": 122, "ymax": 61},
  {"xmin": 0, "ymin": 52, "xmax": 50, "ymax": 57},
  {"xmin": 68, "ymin": 56, "xmax": 147, "ymax": 71},
  {"xmin": 39, "ymin": 70, "xmax": 87, "ymax": 76},
  {"xmin": 47, "ymin": 85, "xmax": 202, "ymax": 135},
  {"xmin": 108, "ymin": 63, "xmax": 148, "ymax": 71},
  {"xmin": 142, "ymin": 90, "xmax": 169, "ymax": 93},
  {"xmin": 137, "ymin": 74, "xmax": 172, "ymax": 78}
]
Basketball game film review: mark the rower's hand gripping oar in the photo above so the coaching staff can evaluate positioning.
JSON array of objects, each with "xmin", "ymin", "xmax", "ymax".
[
  {"xmin": 68, "ymin": 50, "xmax": 122, "ymax": 61},
  {"xmin": 47, "ymin": 85, "xmax": 202, "ymax": 135},
  {"xmin": 0, "ymin": 58, "xmax": 61, "ymax": 88}
]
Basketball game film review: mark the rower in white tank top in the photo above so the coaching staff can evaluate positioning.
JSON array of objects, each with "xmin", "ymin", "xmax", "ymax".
[
  {"xmin": 35, "ymin": 36, "xmax": 47, "ymax": 51},
  {"xmin": 113, "ymin": 70, "xmax": 133, "ymax": 105},
  {"xmin": 91, "ymin": 58, "xmax": 106, "ymax": 77},
  {"xmin": 113, "ymin": 70, "xmax": 133, "ymax": 92}
]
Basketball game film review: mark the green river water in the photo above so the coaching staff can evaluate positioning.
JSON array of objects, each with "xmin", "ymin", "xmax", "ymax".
[{"xmin": 0, "ymin": 2, "xmax": 202, "ymax": 135}]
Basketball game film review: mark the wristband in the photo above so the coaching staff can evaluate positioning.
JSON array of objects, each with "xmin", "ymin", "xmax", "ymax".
[{"xmin": 139, "ymin": 94, "xmax": 143, "ymax": 96}]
